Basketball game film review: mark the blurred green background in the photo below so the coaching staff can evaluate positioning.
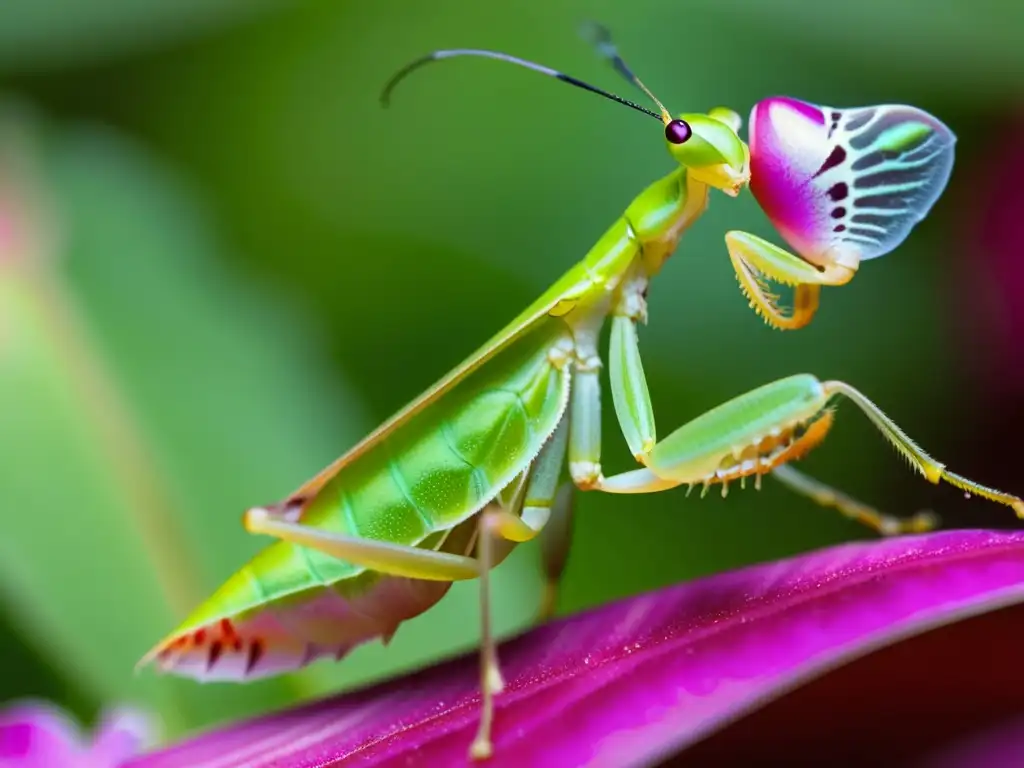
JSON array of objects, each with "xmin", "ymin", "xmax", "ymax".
[{"xmin": 0, "ymin": 0, "xmax": 1021, "ymax": 748}]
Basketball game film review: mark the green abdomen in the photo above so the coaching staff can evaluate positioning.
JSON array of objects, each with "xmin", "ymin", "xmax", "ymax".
[
  {"xmin": 194, "ymin": 319, "xmax": 572, "ymax": 623},
  {"xmin": 311, "ymin": 319, "xmax": 570, "ymax": 538}
]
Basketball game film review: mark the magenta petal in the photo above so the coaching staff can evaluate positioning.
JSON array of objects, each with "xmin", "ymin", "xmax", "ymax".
[
  {"xmin": 89, "ymin": 708, "xmax": 154, "ymax": 765},
  {"xmin": 125, "ymin": 530, "xmax": 1024, "ymax": 768},
  {"xmin": 0, "ymin": 701, "xmax": 83, "ymax": 767},
  {"xmin": 0, "ymin": 702, "xmax": 152, "ymax": 768}
]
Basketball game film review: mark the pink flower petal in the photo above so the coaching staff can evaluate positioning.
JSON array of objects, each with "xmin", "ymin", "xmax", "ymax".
[
  {"xmin": 90, "ymin": 708, "xmax": 154, "ymax": 765},
  {"xmin": 0, "ymin": 701, "xmax": 83, "ymax": 768},
  {"xmin": 0, "ymin": 700, "xmax": 153, "ymax": 768},
  {"xmin": 125, "ymin": 529, "xmax": 1024, "ymax": 768}
]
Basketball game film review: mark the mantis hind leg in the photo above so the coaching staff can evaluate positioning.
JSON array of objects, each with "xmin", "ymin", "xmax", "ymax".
[
  {"xmin": 537, "ymin": 482, "xmax": 574, "ymax": 624},
  {"xmin": 471, "ymin": 413, "xmax": 569, "ymax": 760},
  {"xmin": 243, "ymin": 508, "xmax": 481, "ymax": 581},
  {"xmin": 770, "ymin": 464, "xmax": 937, "ymax": 536}
]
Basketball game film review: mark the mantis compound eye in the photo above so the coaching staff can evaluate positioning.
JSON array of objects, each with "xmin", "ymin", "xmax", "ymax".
[{"xmin": 665, "ymin": 119, "xmax": 692, "ymax": 144}]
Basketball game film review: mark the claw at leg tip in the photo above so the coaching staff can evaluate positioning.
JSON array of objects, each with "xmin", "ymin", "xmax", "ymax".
[
  {"xmin": 1014, "ymin": 501, "xmax": 1024, "ymax": 520},
  {"xmin": 470, "ymin": 737, "xmax": 493, "ymax": 761}
]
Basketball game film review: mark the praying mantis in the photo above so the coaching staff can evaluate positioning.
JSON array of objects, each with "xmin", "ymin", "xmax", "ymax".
[{"xmin": 141, "ymin": 27, "xmax": 1024, "ymax": 761}]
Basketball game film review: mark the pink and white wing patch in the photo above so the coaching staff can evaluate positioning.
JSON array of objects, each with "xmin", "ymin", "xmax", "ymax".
[{"xmin": 749, "ymin": 96, "xmax": 955, "ymax": 265}]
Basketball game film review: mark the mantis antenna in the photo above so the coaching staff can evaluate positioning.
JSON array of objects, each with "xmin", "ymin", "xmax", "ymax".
[
  {"xmin": 380, "ymin": 47, "xmax": 665, "ymax": 123},
  {"xmin": 580, "ymin": 22, "xmax": 672, "ymax": 123}
]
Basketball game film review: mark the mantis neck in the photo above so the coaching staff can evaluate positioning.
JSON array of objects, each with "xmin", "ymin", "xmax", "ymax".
[{"xmin": 624, "ymin": 167, "xmax": 710, "ymax": 278}]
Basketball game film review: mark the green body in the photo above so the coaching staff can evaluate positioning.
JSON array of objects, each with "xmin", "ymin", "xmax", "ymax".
[
  {"xmin": 143, "ymin": 40, "xmax": 1024, "ymax": 762},
  {"xmin": 147, "ymin": 167, "xmax": 714, "ymax": 679}
]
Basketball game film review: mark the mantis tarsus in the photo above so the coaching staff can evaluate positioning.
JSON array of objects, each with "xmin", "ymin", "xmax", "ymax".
[{"xmin": 141, "ymin": 27, "xmax": 1024, "ymax": 761}]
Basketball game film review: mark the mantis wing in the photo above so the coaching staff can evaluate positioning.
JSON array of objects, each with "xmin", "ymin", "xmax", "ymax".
[
  {"xmin": 749, "ymin": 97, "xmax": 955, "ymax": 265},
  {"xmin": 281, "ymin": 264, "xmax": 593, "ymax": 505}
]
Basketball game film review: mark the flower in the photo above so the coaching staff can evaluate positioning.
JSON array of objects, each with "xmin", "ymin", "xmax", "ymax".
[
  {"xmin": 0, "ymin": 700, "xmax": 152, "ymax": 768},
  {"xmin": 123, "ymin": 529, "xmax": 1024, "ymax": 768}
]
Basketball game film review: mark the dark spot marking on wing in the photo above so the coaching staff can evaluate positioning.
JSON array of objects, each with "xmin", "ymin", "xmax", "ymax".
[
  {"xmin": 827, "ymin": 182, "xmax": 848, "ymax": 201},
  {"xmin": 207, "ymin": 641, "xmax": 223, "ymax": 671},
  {"xmin": 301, "ymin": 642, "xmax": 317, "ymax": 667},
  {"xmin": 827, "ymin": 111, "xmax": 841, "ymax": 139},
  {"xmin": 831, "ymin": 207, "xmax": 846, "ymax": 219},
  {"xmin": 245, "ymin": 640, "xmax": 265, "ymax": 675},
  {"xmin": 812, "ymin": 145, "xmax": 847, "ymax": 178}
]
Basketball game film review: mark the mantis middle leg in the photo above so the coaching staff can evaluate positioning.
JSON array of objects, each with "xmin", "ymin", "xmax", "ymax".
[{"xmin": 471, "ymin": 412, "xmax": 569, "ymax": 758}]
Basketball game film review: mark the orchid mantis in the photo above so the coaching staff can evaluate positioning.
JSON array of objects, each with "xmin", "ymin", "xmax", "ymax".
[{"xmin": 142, "ymin": 28, "xmax": 1024, "ymax": 761}]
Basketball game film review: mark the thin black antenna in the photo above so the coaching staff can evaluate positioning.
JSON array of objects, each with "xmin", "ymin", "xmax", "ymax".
[
  {"xmin": 580, "ymin": 22, "xmax": 671, "ymax": 122},
  {"xmin": 380, "ymin": 48, "xmax": 663, "ymax": 122}
]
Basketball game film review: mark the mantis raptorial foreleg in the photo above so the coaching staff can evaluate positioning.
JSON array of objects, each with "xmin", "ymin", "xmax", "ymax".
[
  {"xmin": 567, "ymin": 348, "xmax": 603, "ymax": 489},
  {"xmin": 769, "ymin": 464, "xmax": 937, "ymax": 536},
  {"xmin": 725, "ymin": 231, "xmax": 857, "ymax": 330},
  {"xmin": 609, "ymin": 284, "xmax": 656, "ymax": 460},
  {"xmin": 570, "ymin": 272, "xmax": 657, "ymax": 486}
]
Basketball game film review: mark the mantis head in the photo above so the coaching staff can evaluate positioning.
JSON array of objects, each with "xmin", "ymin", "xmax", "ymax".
[{"xmin": 663, "ymin": 107, "xmax": 750, "ymax": 197}]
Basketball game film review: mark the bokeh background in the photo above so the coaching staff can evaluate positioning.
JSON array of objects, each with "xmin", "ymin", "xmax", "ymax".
[{"xmin": 0, "ymin": 0, "xmax": 1021, "ymax": 749}]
